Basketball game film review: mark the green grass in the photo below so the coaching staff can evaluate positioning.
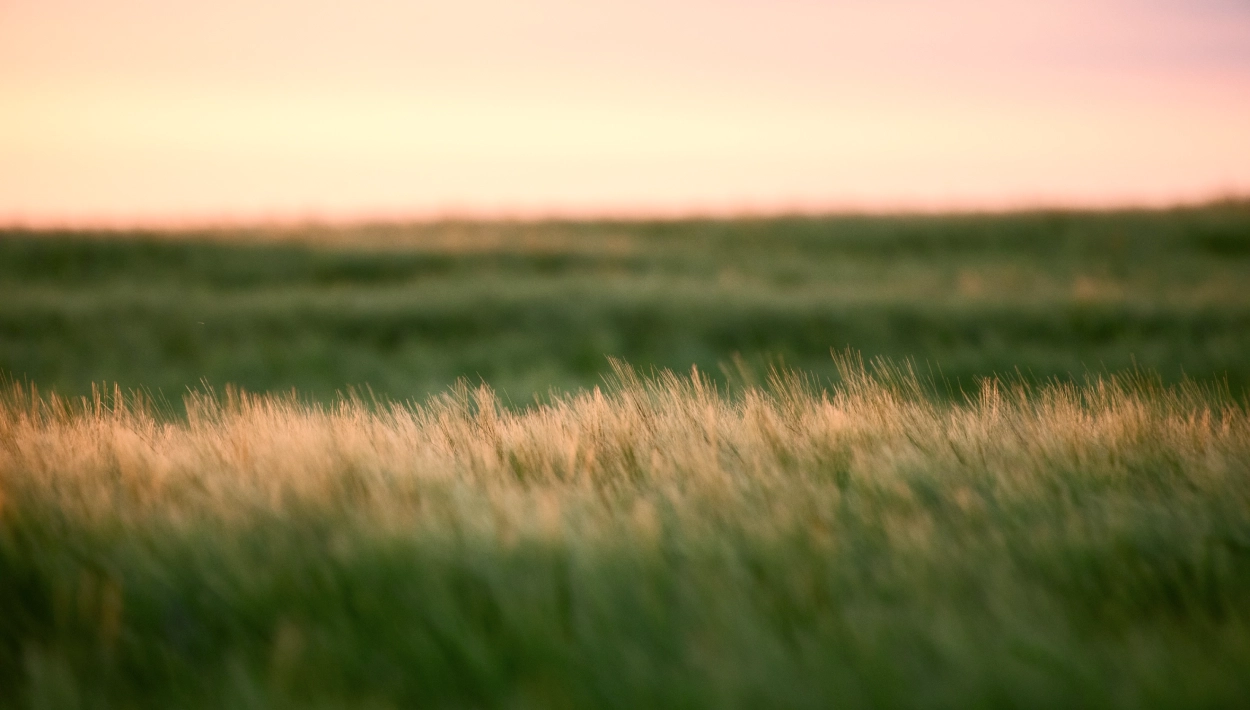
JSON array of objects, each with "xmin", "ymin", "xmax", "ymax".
[
  {"xmin": 2, "ymin": 364, "xmax": 1249, "ymax": 708},
  {"xmin": 3, "ymin": 201, "xmax": 1250, "ymax": 404},
  {"xmin": 3, "ymin": 203, "xmax": 1250, "ymax": 708}
]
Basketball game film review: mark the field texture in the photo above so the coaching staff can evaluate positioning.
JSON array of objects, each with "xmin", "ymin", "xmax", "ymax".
[
  {"xmin": 2, "ymin": 204, "xmax": 1250, "ymax": 708},
  {"xmin": 2, "ymin": 363, "xmax": 1249, "ymax": 708},
  {"xmin": 3, "ymin": 202, "xmax": 1250, "ymax": 403}
]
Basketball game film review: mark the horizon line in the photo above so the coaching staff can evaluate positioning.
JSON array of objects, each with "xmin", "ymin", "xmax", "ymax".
[{"xmin": 4, "ymin": 193, "xmax": 1248, "ymax": 234}]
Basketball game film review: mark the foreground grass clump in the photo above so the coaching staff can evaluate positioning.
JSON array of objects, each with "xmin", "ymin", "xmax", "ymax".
[{"xmin": 2, "ymin": 361, "xmax": 1249, "ymax": 708}]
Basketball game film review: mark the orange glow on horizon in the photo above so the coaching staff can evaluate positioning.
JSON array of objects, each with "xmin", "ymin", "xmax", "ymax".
[{"xmin": 2, "ymin": 0, "xmax": 1249, "ymax": 227}]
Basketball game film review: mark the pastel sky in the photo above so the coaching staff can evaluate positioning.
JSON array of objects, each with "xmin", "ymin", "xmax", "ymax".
[{"xmin": 3, "ymin": 0, "xmax": 1249, "ymax": 225}]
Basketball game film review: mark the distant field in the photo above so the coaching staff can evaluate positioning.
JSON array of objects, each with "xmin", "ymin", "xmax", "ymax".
[{"xmin": 3, "ymin": 201, "xmax": 1250, "ymax": 404}]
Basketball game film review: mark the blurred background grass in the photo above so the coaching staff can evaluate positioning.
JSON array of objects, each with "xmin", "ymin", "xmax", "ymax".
[{"xmin": 3, "ymin": 201, "xmax": 1249, "ymax": 404}]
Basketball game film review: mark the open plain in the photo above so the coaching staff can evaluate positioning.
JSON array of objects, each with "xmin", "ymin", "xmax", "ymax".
[{"xmin": 2, "ymin": 203, "xmax": 1250, "ymax": 707}]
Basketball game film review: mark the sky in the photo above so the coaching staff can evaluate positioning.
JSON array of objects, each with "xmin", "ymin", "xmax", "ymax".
[{"xmin": 2, "ymin": 0, "xmax": 1249, "ymax": 226}]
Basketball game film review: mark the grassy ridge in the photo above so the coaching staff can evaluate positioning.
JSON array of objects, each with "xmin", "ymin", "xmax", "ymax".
[
  {"xmin": 3, "ymin": 202, "xmax": 1250, "ymax": 403},
  {"xmin": 2, "ymin": 362, "xmax": 1249, "ymax": 708}
]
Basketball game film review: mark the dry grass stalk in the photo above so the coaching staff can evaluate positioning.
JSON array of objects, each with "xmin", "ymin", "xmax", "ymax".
[{"xmin": 2, "ymin": 362, "xmax": 1245, "ymax": 547}]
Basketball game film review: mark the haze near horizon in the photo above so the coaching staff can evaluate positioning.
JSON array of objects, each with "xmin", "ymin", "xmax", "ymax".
[{"xmin": 2, "ymin": 0, "xmax": 1249, "ymax": 226}]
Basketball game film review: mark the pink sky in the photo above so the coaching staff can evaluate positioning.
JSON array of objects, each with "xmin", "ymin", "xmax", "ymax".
[{"xmin": 2, "ymin": 0, "xmax": 1249, "ymax": 226}]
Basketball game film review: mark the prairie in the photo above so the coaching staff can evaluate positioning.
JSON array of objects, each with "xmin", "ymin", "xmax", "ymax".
[
  {"xmin": 3, "ymin": 202, "xmax": 1250, "ymax": 404},
  {"xmin": 2, "ymin": 203, "xmax": 1250, "ymax": 707},
  {"xmin": 2, "ymin": 361, "xmax": 1249, "ymax": 708}
]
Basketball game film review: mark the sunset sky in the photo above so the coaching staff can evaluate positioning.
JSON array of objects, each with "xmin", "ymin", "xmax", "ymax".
[{"xmin": 3, "ymin": 0, "xmax": 1249, "ymax": 226}]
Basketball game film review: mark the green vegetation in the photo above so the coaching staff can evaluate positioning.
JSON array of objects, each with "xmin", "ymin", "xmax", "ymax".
[
  {"xmin": 3, "ymin": 201, "xmax": 1250, "ymax": 404},
  {"xmin": 3, "ymin": 203, "xmax": 1250, "ymax": 707},
  {"xmin": 2, "ymin": 364, "xmax": 1249, "ymax": 708}
]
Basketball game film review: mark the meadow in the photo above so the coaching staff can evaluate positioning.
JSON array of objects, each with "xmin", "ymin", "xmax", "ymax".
[
  {"xmin": 3, "ymin": 202, "xmax": 1250, "ymax": 404},
  {"xmin": 2, "ymin": 203, "xmax": 1250, "ymax": 708},
  {"xmin": 3, "ymin": 363, "xmax": 1249, "ymax": 708}
]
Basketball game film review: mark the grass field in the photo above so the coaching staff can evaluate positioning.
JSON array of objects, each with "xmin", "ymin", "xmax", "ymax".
[
  {"xmin": 3, "ymin": 203, "xmax": 1250, "ymax": 708},
  {"xmin": 3, "ymin": 202, "xmax": 1250, "ymax": 404},
  {"xmin": 3, "ymin": 363, "xmax": 1250, "ymax": 708}
]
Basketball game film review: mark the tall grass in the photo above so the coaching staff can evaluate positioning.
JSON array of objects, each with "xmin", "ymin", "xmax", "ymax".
[{"xmin": 2, "ymin": 359, "xmax": 1249, "ymax": 708}]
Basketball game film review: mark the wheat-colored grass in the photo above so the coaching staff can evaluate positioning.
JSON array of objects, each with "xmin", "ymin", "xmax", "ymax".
[{"xmin": 4, "ymin": 358, "xmax": 1245, "ymax": 541}]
